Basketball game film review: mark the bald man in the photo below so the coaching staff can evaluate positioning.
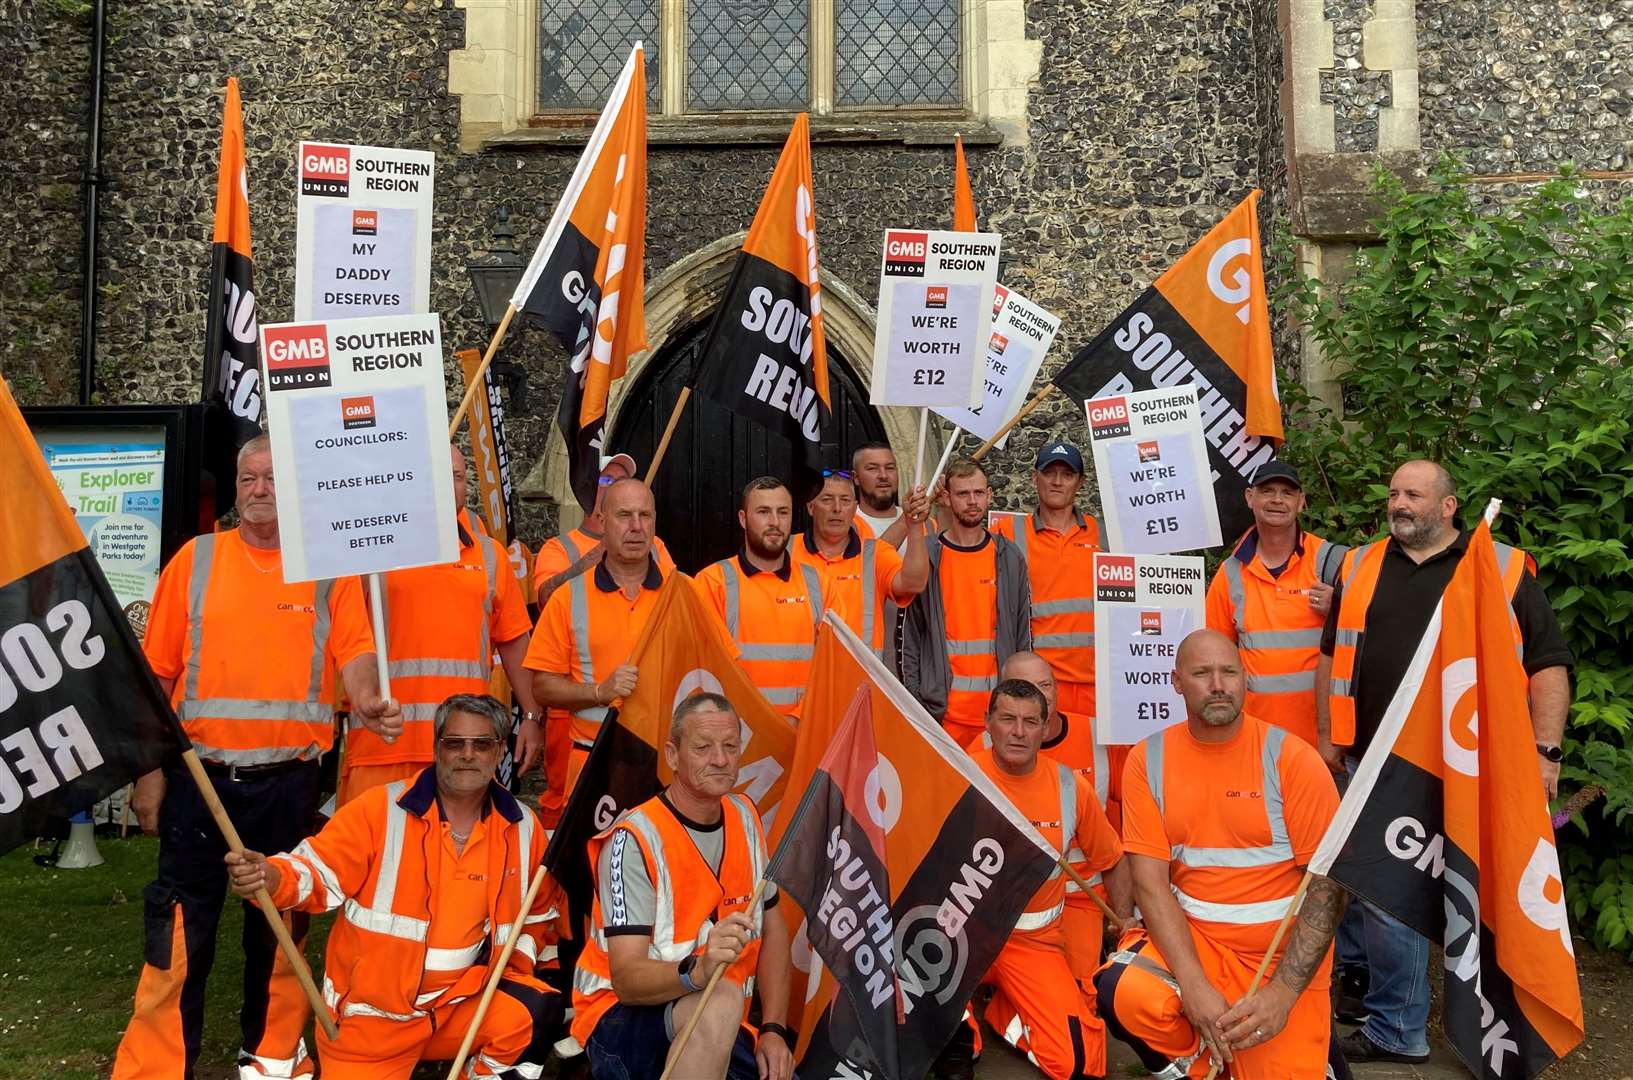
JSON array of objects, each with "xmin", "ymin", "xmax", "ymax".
[{"xmin": 1097, "ymin": 630, "xmax": 1346, "ymax": 1078}]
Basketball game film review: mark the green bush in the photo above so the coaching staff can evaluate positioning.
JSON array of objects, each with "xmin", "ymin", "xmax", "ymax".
[{"xmin": 1273, "ymin": 156, "xmax": 1633, "ymax": 952}]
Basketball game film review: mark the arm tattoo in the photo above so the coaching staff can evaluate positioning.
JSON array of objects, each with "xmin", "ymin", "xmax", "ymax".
[{"xmin": 1274, "ymin": 875, "xmax": 1347, "ymax": 995}]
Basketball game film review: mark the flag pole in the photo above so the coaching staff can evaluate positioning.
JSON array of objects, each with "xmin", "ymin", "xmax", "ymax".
[
  {"xmin": 972, "ymin": 383, "xmax": 1056, "ymax": 460},
  {"xmin": 444, "ymin": 864, "xmax": 554, "ymax": 1080},
  {"xmin": 1056, "ymin": 856, "xmax": 1124, "ymax": 926},
  {"xmin": 912, "ymin": 408, "xmax": 930, "ymax": 488},
  {"xmin": 367, "ymin": 572, "xmax": 393, "ymax": 709},
  {"xmin": 645, "ymin": 387, "xmax": 693, "ymax": 483},
  {"xmin": 926, "ymin": 424, "xmax": 962, "ymax": 496},
  {"xmin": 448, "ymin": 304, "xmax": 519, "ymax": 435},
  {"xmin": 1200, "ymin": 870, "xmax": 1312, "ymax": 1080},
  {"xmin": 659, "ymin": 876, "xmax": 772, "ymax": 1080},
  {"xmin": 179, "ymin": 749, "xmax": 338, "ymax": 1040}
]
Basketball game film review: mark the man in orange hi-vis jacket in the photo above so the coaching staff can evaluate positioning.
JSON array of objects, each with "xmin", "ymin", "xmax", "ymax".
[
  {"xmin": 1095, "ymin": 630, "xmax": 1346, "ymax": 1078},
  {"xmin": 113, "ymin": 434, "xmax": 399, "ymax": 1080},
  {"xmin": 225, "ymin": 694, "xmax": 561, "ymax": 1079},
  {"xmin": 969, "ymin": 679, "xmax": 1130, "ymax": 1079}
]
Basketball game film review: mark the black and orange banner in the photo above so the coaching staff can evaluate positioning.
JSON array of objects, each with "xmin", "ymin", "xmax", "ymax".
[
  {"xmin": 1310, "ymin": 518, "xmax": 1583, "ymax": 1077},
  {"xmin": 457, "ymin": 347, "xmax": 518, "ymax": 546},
  {"xmin": 692, "ymin": 114, "xmax": 830, "ymax": 480},
  {"xmin": 1054, "ymin": 191, "xmax": 1282, "ymax": 543},
  {"xmin": 201, "ymin": 76, "xmax": 263, "ymax": 509},
  {"xmin": 0, "ymin": 378, "xmax": 186, "ymax": 853},
  {"xmin": 512, "ymin": 44, "xmax": 648, "ymax": 513},
  {"xmin": 542, "ymin": 572, "xmax": 795, "ymax": 926},
  {"xmin": 771, "ymin": 615, "xmax": 1056, "ymax": 1078}
]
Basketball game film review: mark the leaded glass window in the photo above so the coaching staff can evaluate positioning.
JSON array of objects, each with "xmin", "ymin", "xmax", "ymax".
[
  {"xmin": 687, "ymin": 0, "xmax": 811, "ymax": 111},
  {"xmin": 537, "ymin": 2, "xmax": 661, "ymax": 110},
  {"xmin": 835, "ymin": 0, "xmax": 961, "ymax": 107}
]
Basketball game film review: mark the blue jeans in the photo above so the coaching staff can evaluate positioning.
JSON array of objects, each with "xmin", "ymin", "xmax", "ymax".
[
  {"xmin": 1333, "ymin": 761, "xmax": 1367, "ymax": 974},
  {"xmin": 1342, "ymin": 758, "xmax": 1431, "ymax": 1055},
  {"xmin": 586, "ymin": 1001, "xmax": 759, "ymax": 1080}
]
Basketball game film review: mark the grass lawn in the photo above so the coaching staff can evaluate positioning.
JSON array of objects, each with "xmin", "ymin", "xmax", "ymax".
[{"xmin": 0, "ymin": 834, "xmax": 330, "ymax": 1080}]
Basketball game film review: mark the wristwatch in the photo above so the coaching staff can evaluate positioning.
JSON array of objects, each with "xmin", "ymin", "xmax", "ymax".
[
  {"xmin": 522, "ymin": 711, "xmax": 541, "ymax": 725},
  {"xmin": 1536, "ymin": 743, "xmax": 1563, "ymax": 763}
]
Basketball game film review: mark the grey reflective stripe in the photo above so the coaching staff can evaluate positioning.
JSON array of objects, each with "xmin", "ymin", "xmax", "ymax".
[
  {"xmin": 799, "ymin": 563, "xmax": 825, "ymax": 630},
  {"xmin": 560, "ymin": 533, "xmax": 581, "ymax": 563},
  {"xmin": 1333, "ymin": 629, "xmax": 1362, "ymax": 646},
  {"xmin": 477, "ymin": 534, "xmax": 501, "ymax": 667},
  {"xmin": 308, "ymin": 578, "xmax": 334, "ymax": 702},
  {"xmin": 568, "ymin": 571, "xmax": 598, "ymax": 688},
  {"xmin": 1034, "ymin": 632, "xmax": 1096, "ymax": 649},
  {"xmin": 946, "ymin": 638, "xmax": 997, "ymax": 655},
  {"xmin": 575, "ymin": 705, "xmax": 609, "ymax": 725},
  {"xmin": 1172, "ymin": 888, "xmax": 1296, "ymax": 925},
  {"xmin": 719, "ymin": 559, "xmax": 743, "ymax": 637},
  {"xmin": 1244, "ymin": 670, "xmax": 1317, "ymax": 694},
  {"xmin": 1146, "ymin": 731, "xmax": 1166, "ymax": 817},
  {"xmin": 191, "ymin": 741, "xmax": 321, "ymax": 766},
  {"xmin": 1170, "ymin": 725, "xmax": 1293, "ymax": 870},
  {"xmin": 1238, "ymin": 629, "xmax": 1324, "ymax": 650},
  {"xmin": 739, "ymin": 643, "xmax": 814, "ymax": 661},
  {"xmin": 179, "ymin": 698, "xmax": 334, "ymax": 723},
  {"xmin": 859, "ymin": 540, "xmax": 877, "ymax": 649},
  {"xmin": 183, "ymin": 533, "xmax": 217, "ymax": 706},
  {"xmin": 1330, "ymin": 677, "xmax": 1353, "ymax": 696},
  {"xmin": 371, "ymin": 781, "xmax": 410, "ymax": 914},
  {"xmin": 1343, "ymin": 541, "xmax": 1383, "ymax": 590},
  {"xmin": 1314, "ymin": 540, "xmax": 1349, "ymax": 586},
  {"xmin": 1094, "ymin": 740, "xmax": 1110, "ymax": 806},
  {"xmin": 1012, "ymin": 900, "xmax": 1064, "ymax": 930},
  {"xmin": 950, "ymin": 674, "xmax": 996, "ymax": 693},
  {"xmin": 761, "ymin": 687, "xmax": 802, "ymax": 706},
  {"xmin": 1052, "ymin": 764, "xmax": 1077, "ymax": 883},
  {"xmin": 1032, "ymin": 598, "xmax": 1095, "ymax": 617},
  {"xmin": 1106, "ymin": 949, "xmax": 1180, "ymax": 992},
  {"xmin": 1013, "ymin": 520, "xmax": 1029, "ymax": 567},
  {"xmin": 1222, "ymin": 557, "xmax": 1247, "ymax": 637},
  {"xmin": 726, "ymin": 793, "xmax": 768, "ymax": 936},
  {"xmin": 388, "ymin": 659, "xmax": 487, "ymax": 680}
]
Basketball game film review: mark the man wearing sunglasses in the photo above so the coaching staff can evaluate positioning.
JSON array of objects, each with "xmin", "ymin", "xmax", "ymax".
[
  {"xmin": 224, "ymin": 693, "xmax": 560, "ymax": 1079},
  {"xmin": 794, "ymin": 467, "xmax": 930, "ymax": 664}
]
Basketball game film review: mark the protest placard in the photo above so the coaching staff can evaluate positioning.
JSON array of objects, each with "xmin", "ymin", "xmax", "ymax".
[
  {"xmin": 1087, "ymin": 384, "xmax": 1221, "ymax": 554},
  {"xmin": 35, "ymin": 434, "xmax": 165, "ymax": 617},
  {"xmin": 259, "ymin": 314, "xmax": 457, "ymax": 583},
  {"xmin": 870, "ymin": 228, "xmax": 1001, "ymax": 408},
  {"xmin": 933, "ymin": 284, "xmax": 1058, "ymax": 448},
  {"xmin": 294, "ymin": 142, "xmax": 434, "ymax": 321},
  {"xmin": 1093, "ymin": 552, "xmax": 1205, "ymax": 745}
]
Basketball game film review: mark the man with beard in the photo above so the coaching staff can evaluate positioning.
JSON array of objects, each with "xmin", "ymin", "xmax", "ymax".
[
  {"xmin": 698, "ymin": 477, "xmax": 830, "ymax": 719},
  {"xmin": 851, "ymin": 441, "xmax": 913, "ymax": 547},
  {"xmin": 1097, "ymin": 630, "xmax": 1348, "ymax": 1079},
  {"xmin": 1314, "ymin": 459, "xmax": 1572, "ymax": 1064},
  {"xmin": 901, "ymin": 458, "xmax": 1032, "ymax": 747}
]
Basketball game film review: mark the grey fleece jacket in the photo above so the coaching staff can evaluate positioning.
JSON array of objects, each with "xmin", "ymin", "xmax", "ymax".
[{"xmin": 901, "ymin": 531, "xmax": 1032, "ymax": 721}]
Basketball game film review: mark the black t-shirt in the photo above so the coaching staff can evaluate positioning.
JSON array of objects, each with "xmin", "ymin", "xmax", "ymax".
[{"xmin": 1320, "ymin": 529, "xmax": 1574, "ymax": 753}]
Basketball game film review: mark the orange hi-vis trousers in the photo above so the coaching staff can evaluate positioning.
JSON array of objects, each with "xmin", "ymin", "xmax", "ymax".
[
  {"xmin": 113, "ymin": 761, "xmax": 320, "ymax": 1079},
  {"xmin": 983, "ymin": 933, "xmax": 1105, "ymax": 1079},
  {"xmin": 1094, "ymin": 929, "xmax": 1332, "ymax": 1079},
  {"xmin": 317, "ymin": 975, "xmax": 561, "ymax": 1080}
]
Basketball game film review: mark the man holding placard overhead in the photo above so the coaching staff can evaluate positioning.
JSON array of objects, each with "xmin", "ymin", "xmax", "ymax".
[
  {"xmin": 902, "ymin": 457, "xmax": 1032, "ymax": 746},
  {"xmin": 114, "ymin": 433, "xmax": 400, "ymax": 1080}
]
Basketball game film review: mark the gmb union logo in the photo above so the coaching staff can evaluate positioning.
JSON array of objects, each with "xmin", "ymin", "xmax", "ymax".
[{"xmin": 1205, "ymin": 236, "xmax": 1255, "ymax": 325}]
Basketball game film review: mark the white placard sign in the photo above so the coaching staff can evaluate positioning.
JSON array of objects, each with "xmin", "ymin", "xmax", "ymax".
[
  {"xmin": 871, "ymin": 228, "xmax": 1002, "ymax": 408},
  {"xmin": 933, "ymin": 283, "xmax": 1059, "ymax": 448},
  {"xmin": 295, "ymin": 141, "xmax": 434, "ymax": 321},
  {"xmin": 259, "ymin": 313, "xmax": 457, "ymax": 582},
  {"xmin": 1087, "ymin": 385, "xmax": 1222, "ymax": 554},
  {"xmin": 1093, "ymin": 552, "xmax": 1206, "ymax": 745}
]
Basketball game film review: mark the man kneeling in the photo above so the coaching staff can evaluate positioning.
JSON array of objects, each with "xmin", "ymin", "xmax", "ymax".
[
  {"xmin": 226, "ymin": 694, "xmax": 559, "ymax": 1079},
  {"xmin": 573, "ymin": 692, "xmax": 794, "ymax": 1080}
]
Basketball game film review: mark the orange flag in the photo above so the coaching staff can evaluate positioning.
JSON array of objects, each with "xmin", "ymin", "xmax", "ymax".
[
  {"xmin": 512, "ymin": 44, "xmax": 648, "ymax": 512},
  {"xmin": 1310, "ymin": 513, "xmax": 1583, "ymax": 1076},
  {"xmin": 952, "ymin": 135, "xmax": 978, "ymax": 231}
]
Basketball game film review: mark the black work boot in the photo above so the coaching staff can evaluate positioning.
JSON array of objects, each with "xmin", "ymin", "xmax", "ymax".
[{"xmin": 932, "ymin": 1023, "xmax": 976, "ymax": 1080}]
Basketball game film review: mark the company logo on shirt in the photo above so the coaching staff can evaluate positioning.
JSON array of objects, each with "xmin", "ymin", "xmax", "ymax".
[
  {"xmin": 263, "ymin": 324, "xmax": 332, "ymax": 391},
  {"xmin": 1087, "ymin": 396, "xmax": 1131, "ymax": 440},
  {"xmin": 1096, "ymin": 556, "xmax": 1136, "ymax": 602},
  {"xmin": 1137, "ymin": 440, "xmax": 1161, "ymax": 464},
  {"xmin": 925, "ymin": 285, "xmax": 949, "ymax": 309},
  {"xmin": 351, "ymin": 209, "xmax": 378, "ymax": 236},
  {"xmin": 300, "ymin": 144, "xmax": 350, "ymax": 197},
  {"xmin": 1139, "ymin": 610, "xmax": 1163, "ymax": 635},
  {"xmin": 1225, "ymin": 789, "xmax": 1263, "ymax": 799},
  {"xmin": 341, "ymin": 395, "xmax": 376, "ymax": 430},
  {"xmin": 776, "ymin": 596, "xmax": 809, "ymax": 605},
  {"xmin": 275, "ymin": 602, "xmax": 316, "ymax": 614}
]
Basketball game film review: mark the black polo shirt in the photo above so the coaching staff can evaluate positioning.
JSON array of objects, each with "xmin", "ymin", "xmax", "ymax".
[{"xmin": 1320, "ymin": 529, "xmax": 1573, "ymax": 754}]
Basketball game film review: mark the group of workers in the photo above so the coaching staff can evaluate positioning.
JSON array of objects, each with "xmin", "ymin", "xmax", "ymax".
[{"xmin": 105, "ymin": 428, "xmax": 1571, "ymax": 1080}]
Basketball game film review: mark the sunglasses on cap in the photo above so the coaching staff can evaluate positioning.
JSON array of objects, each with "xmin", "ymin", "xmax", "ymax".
[{"xmin": 820, "ymin": 468, "xmax": 855, "ymax": 480}]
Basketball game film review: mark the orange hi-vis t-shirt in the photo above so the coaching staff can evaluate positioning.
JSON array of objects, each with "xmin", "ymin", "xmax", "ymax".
[
  {"xmin": 352, "ymin": 523, "xmax": 533, "ymax": 767},
  {"xmin": 1121, "ymin": 714, "xmax": 1339, "ymax": 982},
  {"xmin": 532, "ymin": 526, "xmax": 675, "ymax": 597},
  {"xmin": 940, "ymin": 535, "xmax": 1001, "ymax": 735},
  {"xmin": 523, "ymin": 555, "xmax": 667, "ymax": 752},
  {"xmin": 991, "ymin": 510, "xmax": 1101, "ymax": 686},
  {"xmin": 142, "ymin": 529, "xmax": 374, "ymax": 765},
  {"xmin": 696, "ymin": 552, "xmax": 826, "ymax": 716},
  {"xmin": 971, "ymin": 747, "xmax": 1122, "ymax": 950},
  {"xmin": 791, "ymin": 527, "xmax": 912, "ymax": 656},
  {"xmin": 417, "ymin": 812, "xmax": 497, "ymax": 1005}
]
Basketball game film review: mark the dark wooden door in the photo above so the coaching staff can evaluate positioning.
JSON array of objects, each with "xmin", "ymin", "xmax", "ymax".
[{"xmin": 608, "ymin": 320, "xmax": 888, "ymax": 573}]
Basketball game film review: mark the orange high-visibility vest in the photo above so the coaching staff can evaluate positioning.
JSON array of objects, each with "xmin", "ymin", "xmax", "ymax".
[
  {"xmin": 1207, "ymin": 530, "xmax": 1348, "ymax": 747},
  {"xmin": 352, "ymin": 527, "xmax": 528, "ymax": 767},
  {"xmin": 992, "ymin": 511, "xmax": 1102, "ymax": 686},
  {"xmin": 939, "ymin": 540, "xmax": 1002, "ymax": 729},
  {"xmin": 792, "ymin": 528, "xmax": 905, "ymax": 658},
  {"xmin": 144, "ymin": 530, "xmax": 373, "ymax": 766},
  {"xmin": 697, "ymin": 555, "xmax": 826, "ymax": 713},
  {"xmin": 572, "ymin": 793, "xmax": 766, "ymax": 1044},
  {"xmin": 265, "ymin": 769, "xmax": 550, "ymax": 1024},
  {"xmin": 1328, "ymin": 538, "xmax": 1528, "ymax": 744}
]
